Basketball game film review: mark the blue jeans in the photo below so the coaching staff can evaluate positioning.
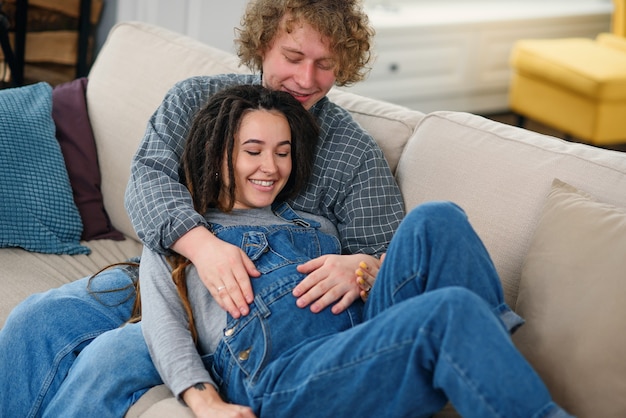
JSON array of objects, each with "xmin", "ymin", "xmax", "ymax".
[
  {"xmin": 0, "ymin": 268, "xmax": 160, "ymax": 418},
  {"xmin": 0, "ymin": 202, "xmax": 574, "ymax": 417}
]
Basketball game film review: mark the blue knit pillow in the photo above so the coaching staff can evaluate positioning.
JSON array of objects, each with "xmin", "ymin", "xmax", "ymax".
[{"xmin": 0, "ymin": 82, "xmax": 90, "ymax": 254}]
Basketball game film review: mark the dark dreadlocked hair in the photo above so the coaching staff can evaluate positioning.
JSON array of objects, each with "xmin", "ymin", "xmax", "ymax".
[{"xmin": 171, "ymin": 84, "xmax": 319, "ymax": 343}]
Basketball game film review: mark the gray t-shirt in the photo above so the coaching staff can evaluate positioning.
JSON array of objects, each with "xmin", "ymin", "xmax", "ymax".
[{"xmin": 141, "ymin": 207, "xmax": 338, "ymax": 400}]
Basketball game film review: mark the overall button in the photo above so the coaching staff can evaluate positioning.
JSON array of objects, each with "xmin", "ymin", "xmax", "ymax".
[
  {"xmin": 238, "ymin": 347, "xmax": 252, "ymax": 361},
  {"xmin": 224, "ymin": 328, "xmax": 235, "ymax": 337}
]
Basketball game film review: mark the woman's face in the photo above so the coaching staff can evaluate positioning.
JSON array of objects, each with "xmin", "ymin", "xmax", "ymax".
[{"xmin": 226, "ymin": 109, "xmax": 293, "ymax": 210}]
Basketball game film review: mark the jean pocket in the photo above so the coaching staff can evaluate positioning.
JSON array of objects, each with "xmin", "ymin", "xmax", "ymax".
[
  {"xmin": 242, "ymin": 231, "xmax": 298, "ymax": 275},
  {"xmin": 221, "ymin": 313, "xmax": 269, "ymax": 386}
]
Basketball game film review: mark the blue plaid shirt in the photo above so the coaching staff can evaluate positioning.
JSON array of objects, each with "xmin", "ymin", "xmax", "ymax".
[{"xmin": 125, "ymin": 74, "xmax": 404, "ymax": 256}]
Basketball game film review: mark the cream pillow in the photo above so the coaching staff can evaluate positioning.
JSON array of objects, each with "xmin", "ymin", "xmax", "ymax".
[{"xmin": 514, "ymin": 178, "xmax": 626, "ymax": 418}]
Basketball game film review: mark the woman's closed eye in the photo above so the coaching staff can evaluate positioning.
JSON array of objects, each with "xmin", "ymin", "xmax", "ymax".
[{"xmin": 243, "ymin": 150, "xmax": 289, "ymax": 156}]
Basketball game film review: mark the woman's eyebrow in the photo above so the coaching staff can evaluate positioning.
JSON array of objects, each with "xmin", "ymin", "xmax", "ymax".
[{"xmin": 242, "ymin": 139, "xmax": 292, "ymax": 146}]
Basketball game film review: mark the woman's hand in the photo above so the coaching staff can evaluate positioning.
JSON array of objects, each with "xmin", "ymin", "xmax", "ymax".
[
  {"xmin": 355, "ymin": 253, "xmax": 385, "ymax": 301},
  {"xmin": 294, "ymin": 254, "xmax": 381, "ymax": 314},
  {"xmin": 183, "ymin": 383, "xmax": 256, "ymax": 418},
  {"xmin": 172, "ymin": 226, "xmax": 260, "ymax": 318}
]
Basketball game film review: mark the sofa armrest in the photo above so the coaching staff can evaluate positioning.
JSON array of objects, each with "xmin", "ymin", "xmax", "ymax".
[{"xmin": 596, "ymin": 32, "xmax": 626, "ymax": 53}]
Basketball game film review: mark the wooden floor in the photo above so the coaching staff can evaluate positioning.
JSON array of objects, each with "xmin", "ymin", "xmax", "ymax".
[{"xmin": 483, "ymin": 112, "xmax": 626, "ymax": 154}]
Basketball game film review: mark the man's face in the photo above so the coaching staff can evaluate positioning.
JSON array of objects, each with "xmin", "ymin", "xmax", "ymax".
[{"xmin": 261, "ymin": 20, "xmax": 337, "ymax": 110}]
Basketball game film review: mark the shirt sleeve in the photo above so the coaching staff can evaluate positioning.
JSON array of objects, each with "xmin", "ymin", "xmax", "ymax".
[
  {"xmin": 125, "ymin": 75, "xmax": 258, "ymax": 254},
  {"xmin": 125, "ymin": 75, "xmax": 403, "ymax": 256},
  {"xmin": 140, "ymin": 247, "xmax": 218, "ymax": 399},
  {"xmin": 124, "ymin": 78, "xmax": 209, "ymax": 254}
]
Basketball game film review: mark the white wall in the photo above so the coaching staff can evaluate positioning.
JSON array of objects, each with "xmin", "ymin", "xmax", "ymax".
[
  {"xmin": 347, "ymin": 0, "xmax": 612, "ymax": 113},
  {"xmin": 97, "ymin": 0, "xmax": 613, "ymax": 113},
  {"xmin": 115, "ymin": 0, "xmax": 248, "ymax": 53},
  {"xmin": 95, "ymin": 0, "xmax": 117, "ymax": 54}
]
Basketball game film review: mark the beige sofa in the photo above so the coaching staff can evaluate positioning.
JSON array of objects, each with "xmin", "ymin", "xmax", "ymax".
[{"xmin": 2, "ymin": 21, "xmax": 626, "ymax": 418}]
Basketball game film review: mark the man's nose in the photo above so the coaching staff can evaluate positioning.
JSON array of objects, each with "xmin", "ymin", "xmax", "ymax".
[{"xmin": 295, "ymin": 62, "xmax": 315, "ymax": 89}]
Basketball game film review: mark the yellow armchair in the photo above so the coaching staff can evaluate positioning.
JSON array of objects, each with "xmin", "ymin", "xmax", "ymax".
[
  {"xmin": 614, "ymin": 0, "xmax": 625, "ymax": 36},
  {"xmin": 508, "ymin": 0, "xmax": 626, "ymax": 146}
]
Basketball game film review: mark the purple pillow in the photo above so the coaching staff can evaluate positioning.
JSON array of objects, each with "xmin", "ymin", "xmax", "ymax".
[{"xmin": 52, "ymin": 78, "xmax": 124, "ymax": 241}]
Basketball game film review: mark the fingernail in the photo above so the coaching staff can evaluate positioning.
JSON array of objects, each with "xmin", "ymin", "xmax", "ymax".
[
  {"xmin": 359, "ymin": 261, "xmax": 368, "ymax": 269},
  {"xmin": 356, "ymin": 269, "xmax": 364, "ymax": 277}
]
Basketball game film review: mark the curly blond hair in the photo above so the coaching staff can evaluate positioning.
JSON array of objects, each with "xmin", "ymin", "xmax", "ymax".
[{"xmin": 235, "ymin": 0, "xmax": 374, "ymax": 86}]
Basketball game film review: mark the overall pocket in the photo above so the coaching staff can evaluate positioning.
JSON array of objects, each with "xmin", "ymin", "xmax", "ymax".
[{"xmin": 216, "ymin": 271, "xmax": 362, "ymax": 402}]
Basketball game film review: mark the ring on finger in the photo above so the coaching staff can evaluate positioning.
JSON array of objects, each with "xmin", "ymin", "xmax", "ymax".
[{"xmin": 217, "ymin": 286, "xmax": 226, "ymax": 292}]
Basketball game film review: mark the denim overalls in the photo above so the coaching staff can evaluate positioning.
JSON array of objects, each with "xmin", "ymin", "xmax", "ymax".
[{"xmin": 207, "ymin": 203, "xmax": 363, "ymax": 406}]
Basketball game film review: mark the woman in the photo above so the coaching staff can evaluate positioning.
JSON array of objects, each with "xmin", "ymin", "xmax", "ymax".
[{"xmin": 141, "ymin": 84, "xmax": 574, "ymax": 418}]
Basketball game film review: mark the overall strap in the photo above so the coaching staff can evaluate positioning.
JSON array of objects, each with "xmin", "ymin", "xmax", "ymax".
[{"xmin": 271, "ymin": 202, "xmax": 321, "ymax": 228}]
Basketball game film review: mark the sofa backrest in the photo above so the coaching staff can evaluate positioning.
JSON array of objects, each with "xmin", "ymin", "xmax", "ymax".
[
  {"xmin": 87, "ymin": 21, "xmax": 424, "ymax": 240},
  {"xmin": 87, "ymin": 22, "xmax": 246, "ymax": 240},
  {"xmin": 396, "ymin": 111, "xmax": 626, "ymax": 306}
]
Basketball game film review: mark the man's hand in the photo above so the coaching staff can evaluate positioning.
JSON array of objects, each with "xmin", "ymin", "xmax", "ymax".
[
  {"xmin": 294, "ymin": 254, "xmax": 381, "ymax": 314},
  {"xmin": 183, "ymin": 382, "xmax": 256, "ymax": 418},
  {"xmin": 172, "ymin": 226, "xmax": 259, "ymax": 318}
]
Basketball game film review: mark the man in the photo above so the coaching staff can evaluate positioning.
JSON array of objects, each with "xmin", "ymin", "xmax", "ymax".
[
  {"xmin": 125, "ymin": 0, "xmax": 403, "ymax": 320},
  {"xmin": 0, "ymin": 0, "xmax": 404, "ymax": 416}
]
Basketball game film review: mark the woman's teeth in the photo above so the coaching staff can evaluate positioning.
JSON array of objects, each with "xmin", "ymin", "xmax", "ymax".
[{"xmin": 251, "ymin": 180, "xmax": 274, "ymax": 187}]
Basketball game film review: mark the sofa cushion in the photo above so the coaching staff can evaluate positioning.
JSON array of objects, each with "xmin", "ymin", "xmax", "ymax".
[
  {"xmin": 0, "ymin": 237, "xmax": 144, "ymax": 328},
  {"xmin": 0, "ymin": 82, "xmax": 89, "ymax": 255},
  {"xmin": 513, "ymin": 179, "xmax": 626, "ymax": 417},
  {"xmin": 52, "ymin": 78, "xmax": 124, "ymax": 241},
  {"xmin": 396, "ymin": 111, "xmax": 626, "ymax": 307}
]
